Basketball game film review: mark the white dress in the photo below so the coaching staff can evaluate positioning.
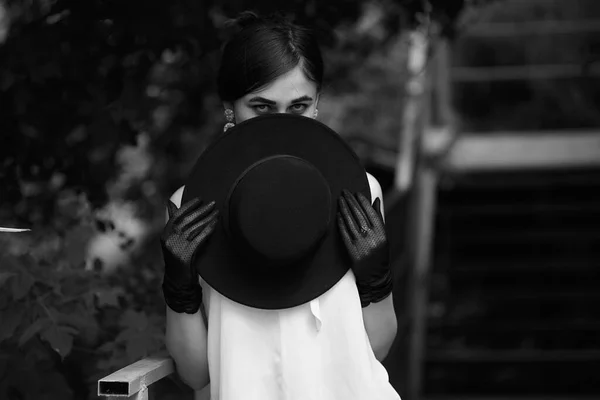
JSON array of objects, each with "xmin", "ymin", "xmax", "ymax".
[
  {"xmin": 200, "ymin": 270, "xmax": 400, "ymax": 400},
  {"xmin": 197, "ymin": 174, "xmax": 401, "ymax": 400}
]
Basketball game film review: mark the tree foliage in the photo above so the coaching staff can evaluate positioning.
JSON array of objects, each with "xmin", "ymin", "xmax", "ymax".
[{"xmin": 0, "ymin": 189, "xmax": 169, "ymax": 399}]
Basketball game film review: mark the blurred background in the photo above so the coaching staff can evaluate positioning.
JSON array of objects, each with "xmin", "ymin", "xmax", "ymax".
[{"xmin": 1, "ymin": 0, "xmax": 600, "ymax": 399}]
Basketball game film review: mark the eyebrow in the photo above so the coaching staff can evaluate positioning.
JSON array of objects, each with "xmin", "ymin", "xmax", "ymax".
[{"xmin": 247, "ymin": 95, "xmax": 314, "ymax": 105}]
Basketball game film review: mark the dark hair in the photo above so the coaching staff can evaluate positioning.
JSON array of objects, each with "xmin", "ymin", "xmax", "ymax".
[{"xmin": 217, "ymin": 12, "xmax": 324, "ymax": 102}]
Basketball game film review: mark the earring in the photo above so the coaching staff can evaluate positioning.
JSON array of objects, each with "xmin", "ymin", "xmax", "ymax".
[
  {"xmin": 313, "ymin": 109, "xmax": 319, "ymax": 118},
  {"xmin": 224, "ymin": 109, "xmax": 235, "ymax": 132}
]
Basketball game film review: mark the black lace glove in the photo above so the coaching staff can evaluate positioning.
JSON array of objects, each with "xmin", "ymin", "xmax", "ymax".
[
  {"xmin": 337, "ymin": 189, "xmax": 393, "ymax": 308},
  {"xmin": 161, "ymin": 197, "xmax": 219, "ymax": 314}
]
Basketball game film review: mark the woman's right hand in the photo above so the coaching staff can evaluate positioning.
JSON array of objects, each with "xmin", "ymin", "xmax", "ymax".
[{"xmin": 161, "ymin": 197, "xmax": 219, "ymax": 314}]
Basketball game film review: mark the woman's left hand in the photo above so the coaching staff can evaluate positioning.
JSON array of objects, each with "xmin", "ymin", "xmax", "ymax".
[{"xmin": 337, "ymin": 189, "xmax": 393, "ymax": 307}]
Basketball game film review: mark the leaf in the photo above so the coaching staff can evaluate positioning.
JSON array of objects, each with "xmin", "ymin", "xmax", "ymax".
[
  {"xmin": 0, "ymin": 308, "xmax": 23, "ymax": 342},
  {"xmin": 41, "ymin": 326, "xmax": 74, "ymax": 359},
  {"xmin": 96, "ymin": 358, "xmax": 115, "ymax": 371},
  {"xmin": 120, "ymin": 310, "xmax": 148, "ymax": 331},
  {"xmin": 61, "ymin": 326, "xmax": 79, "ymax": 336},
  {"xmin": 39, "ymin": 61, "xmax": 61, "ymax": 80},
  {"xmin": 126, "ymin": 337, "xmax": 147, "ymax": 361},
  {"xmin": 95, "ymin": 289, "xmax": 121, "ymax": 307},
  {"xmin": 0, "ymin": 272, "xmax": 16, "ymax": 288},
  {"xmin": 126, "ymin": 332, "xmax": 153, "ymax": 361},
  {"xmin": 11, "ymin": 272, "xmax": 35, "ymax": 301},
  {"xmin": 0, "ymin": 70, "xmax": 15, "ymax": 91},
  {"xmin": 96, "ymin": 354, "xmax": 127, "ymax": 372},
  {"xmin": 64, "ymin": 225, "xmax": 95, "ymax": 268},
  {"xmin": 0, "ymin": 292, "xmax": 8, "ymax": 309},
  {"xmin": 19, "ymin": 317, "xmax": 52, "ymax": 347},
  {"xmin": 87, "ymin": 298, "xmax": 100, "ymax": 319},
  {"xmin": 57, "ymin": 312, "xmax": 97, "ymax": 330},
  {"xmin": 97, "ymin": 341, "xmax": 115, "ymax": 353},
  {"xmin": 114, "ymin": 327, "xmax": 138, "ymax": 344},
  {"xmin": 37, "ymin": 368, "xmax": 73, "ymax": 400}
]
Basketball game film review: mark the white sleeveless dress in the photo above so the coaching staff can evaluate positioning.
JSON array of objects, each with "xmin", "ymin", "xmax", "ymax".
[
  {"xmin": 200, "ymin": 270, "xmax": 400, "ymax": 400},
  {"xmin": 197, "ymin": 175, "xmax": 401, "ymax": 400}
]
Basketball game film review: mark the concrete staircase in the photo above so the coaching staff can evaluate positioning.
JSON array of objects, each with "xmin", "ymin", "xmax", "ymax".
[{"xmin": 421, "ymin": 167, "xmax": 600, "ymax": 397}]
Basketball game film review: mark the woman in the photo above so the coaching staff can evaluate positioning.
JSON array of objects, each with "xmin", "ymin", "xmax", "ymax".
[{"xmin": 161, "ymin": 12, "xmax": 399, "ymax": 400}]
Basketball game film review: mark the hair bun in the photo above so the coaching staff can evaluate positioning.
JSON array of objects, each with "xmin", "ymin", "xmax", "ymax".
[
  {"xmin": 216, "ymin": 11, "xmax": 260, "ymax": 47},
  {"xmin": 233, "ymin": 11, "xmax": 261, "ymax": 28}
]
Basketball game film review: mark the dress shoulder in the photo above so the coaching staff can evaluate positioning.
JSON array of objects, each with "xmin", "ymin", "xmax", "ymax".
[
  {"xmin": 170, "ymin": 185, "xmax": 186, "ymax": 207},
  {"xmin": 366, "ymin": 172, "xmax": 385, "ymax": 221}
]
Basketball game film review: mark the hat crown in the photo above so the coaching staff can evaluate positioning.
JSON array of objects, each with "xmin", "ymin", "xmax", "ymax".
[{"xmin": 225, "ymin": 155, "xmax": 332, "ymax": 267}]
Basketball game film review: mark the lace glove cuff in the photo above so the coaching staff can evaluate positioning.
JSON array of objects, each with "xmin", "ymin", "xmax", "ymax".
[
  {"xmin": 162, "ymin": 275, "xmax": 203, "ymax": 314},
  {"xmin": 357, "ymin": 269, "xmax": 393, "ymax": 308}
]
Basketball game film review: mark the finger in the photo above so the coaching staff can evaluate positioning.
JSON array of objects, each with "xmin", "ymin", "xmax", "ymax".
[
  {"xmin": 357, "ymin": 192, "xmax": 384, "ymax": 230},
  {"xmin": 189, "ymin": 217, "xmax": 219, "ymax": 250},
  {"xmin": 180, "ymin": 201, "xmax": 217, "ymax": 232},
  {"xmin": 372, "ymin": 198, "xmax": 384, "ymax": 222},
  {"xmin": 171, "ymin": 197, "xmax": 203, "ymax": 226},
  {"xmin": 338, "ymin": 195, "xmax": 361, "ymax": 240},
  {"xmin": 342, "ymin": 190, "xmax": 371, "ymax": 231},
  {"xmin": 336, "ymin": 213, "xmax": 355, "ymax": 249},
  {"xmin": 186, "ymin": 209, "xmax": 219, "ymax": 241},
  {"xmin": 166, "ymin": 201, "xmax": 178, "ymax": 220}
]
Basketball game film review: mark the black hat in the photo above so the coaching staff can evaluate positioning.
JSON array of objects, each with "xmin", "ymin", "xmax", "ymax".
[{"xmin": 182, "ymin": 114, "xmax": 370, "ymax": 309}]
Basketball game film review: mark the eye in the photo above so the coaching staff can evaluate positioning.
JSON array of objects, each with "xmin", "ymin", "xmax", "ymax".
[
  {"xmin": 289, "ymin": 104, "xmax": 308, "ymax": 113},
  {"xmin": 253, "ymin": 105, "xmax": 271, "ymax": 114}
]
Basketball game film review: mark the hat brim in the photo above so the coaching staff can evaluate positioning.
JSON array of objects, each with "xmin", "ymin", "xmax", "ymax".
[{"xmin": 182, "ymin": 114, "xmax": 370, "ymax": 310}]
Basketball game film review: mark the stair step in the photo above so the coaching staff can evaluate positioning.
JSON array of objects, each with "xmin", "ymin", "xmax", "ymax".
[
  {"xmin": 420, "ymin": 167, "xmax": 600, "ymax": 396},
  {"xmin": 437, "ymin": 242, "xmax": 600, "ymax": 260},
  {"xmin": 436, "ymin": 230, "xmax": 600, "ymax": 247},
  {"xmin": 434, "ymin": 251, "xmax": 600, "ymax": 266},
  {"xmin": 439, "ymin": 168, "xmax": 600, "ymax": 189},
  {"xmin": 437, "ymin": 187, "xmax": 600, "ymax": 200},
  {"xmin": 441, "ymin": 274, "xmax": 600, "ymax": 288},
  {"xmin": 423, "ymin": 360, "xmax": 600, "ymax": 394},
  {"xmin": 436, "ymin": 259, "xmax": 599, "ymax": 273},
  {"xmin": 429, "ymin": 320, "xmax": 600, "ymax": 332},
  {"xmin": 429, "ymin": 305, "xmax": 600, "ymax": 322},
  {"xmin": 437, "ymin": 192, "xmax": 600, "ymax": 211},
  {"xmin": 426, "ymin": 349, "xmax": 600, "ymax": 363},
  {"xmin": 437, "ymin": 201, "xmax": 600, "ymax": 217},
  {"xmin": 432, "ymin": 291, "xmax": 600, "ymax": 312},
  {"xmin": 423, "ymin": 396, "xmax": 600, "ymax": 400},
  {"xmin": 437, "ymin": 211, "xmax": 599, "ymax": 223},
  {"xmin": 446, "ymin": 289, "xmax": 600, "ymax": 300},
  {"xmin": 426, "ymin": 332, "xmax": 600, "ymax": 352}
]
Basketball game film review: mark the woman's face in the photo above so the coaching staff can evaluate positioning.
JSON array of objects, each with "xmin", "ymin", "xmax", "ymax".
[{"xmin": 225, "ymin": 65, "xmax": 320, "ymax": 124}]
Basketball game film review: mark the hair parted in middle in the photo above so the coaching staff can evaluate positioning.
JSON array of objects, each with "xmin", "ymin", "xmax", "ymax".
[{"xmin": 217, "ymin": 11, "xmax": 324, "ymax": 103}]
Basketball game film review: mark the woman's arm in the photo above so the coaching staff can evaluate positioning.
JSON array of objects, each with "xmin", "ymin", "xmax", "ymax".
[
  {"xmin": 362, "ymin": 292, "xmax": 397, "ymax": 361},
  {"xmin": 362, "ymin": 174, "xmax": 398, "ymax": 361},
  {"xmin": 166, "ymin": 308, "xmax": 209, "ymax": 390},
  {"xmin": 164, "ymin": 186, "xmax": 210, "ymax": 390}
]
